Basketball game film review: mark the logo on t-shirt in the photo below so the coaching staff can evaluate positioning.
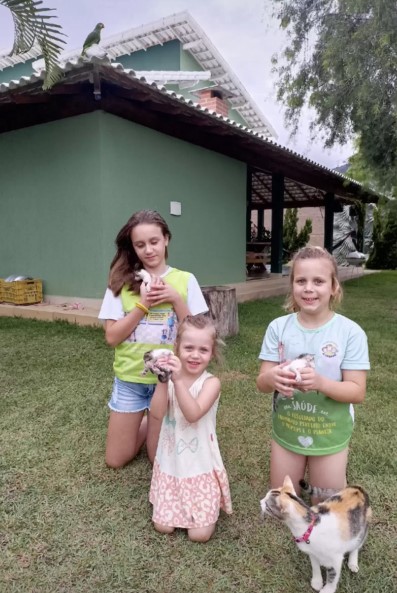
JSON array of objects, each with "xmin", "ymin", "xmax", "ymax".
[
  {"xmin": 321, "ymin": 342, "xmax": 338, "ymax": 358},
  {"xmin": 124, "ymin": 309, "xmax": 177, "ymax": 345}
]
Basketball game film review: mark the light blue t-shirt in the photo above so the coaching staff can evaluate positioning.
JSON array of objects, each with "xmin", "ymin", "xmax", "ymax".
[{"xmin": 259, "ymin": 313, "xmax": 370, "ymax": 455}]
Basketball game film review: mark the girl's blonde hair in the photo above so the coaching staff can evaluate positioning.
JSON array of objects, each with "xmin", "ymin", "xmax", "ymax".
[
  {"xmin": 174, "ymin": 314, "xmax": 224, "ymax": 364},
  {"xmin": 284, "ymin": 246, "xmax": 343, "ymax": 312}
]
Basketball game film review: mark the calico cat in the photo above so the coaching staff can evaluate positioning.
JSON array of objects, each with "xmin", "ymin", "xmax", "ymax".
[{"xmin": 260, "ymin": 475, "xmax": 371, "ymax": 593}]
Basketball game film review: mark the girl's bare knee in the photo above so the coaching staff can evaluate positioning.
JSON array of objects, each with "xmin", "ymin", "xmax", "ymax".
[
  {"xmin": 105, "ymin": 449, "xmax": 136, "ymax": 469},
  {"xmin": 105, "ymin": 455, "xmax": 126, "ymax": 469},
  {"xmin": 188, "ymin": 524, "xmax": 216, "ymax": 543},
  {"xmin": 308, "ymin": 448, "xmax": 348, "ymax": 492},
  {"xmin": 153, "ymin": 523, "xmax": 175, "ymax": 534}
]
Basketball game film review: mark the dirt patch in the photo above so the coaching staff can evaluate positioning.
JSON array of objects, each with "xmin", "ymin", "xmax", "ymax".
[{"xmin": 219, "ymin": 370, "xmax": 250, "ymax": 382}]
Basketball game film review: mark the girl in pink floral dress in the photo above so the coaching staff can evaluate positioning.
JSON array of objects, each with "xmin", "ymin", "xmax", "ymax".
[{"xmin": 149, "ymin": 314, "xmax": 232, "ymax": 542}]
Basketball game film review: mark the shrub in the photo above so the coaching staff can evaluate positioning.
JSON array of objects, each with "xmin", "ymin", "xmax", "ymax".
[
  {"xmin": 366, "ymin": 200, "xmax": 397, "ymax": 269},
  {"xmin": 283, "ymin": 208, "xmax": 312, "ymax": 262}
]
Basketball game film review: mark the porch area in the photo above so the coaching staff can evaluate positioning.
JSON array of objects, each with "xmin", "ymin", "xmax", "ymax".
[{"xmin": 0, "ymin": 266, "xmax": 372, "ymax": 327}]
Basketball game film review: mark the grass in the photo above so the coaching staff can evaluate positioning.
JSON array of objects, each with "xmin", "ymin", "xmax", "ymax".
[{"xmin": 1, "ymin": 271, "xmax": 396, "ymax": 593}]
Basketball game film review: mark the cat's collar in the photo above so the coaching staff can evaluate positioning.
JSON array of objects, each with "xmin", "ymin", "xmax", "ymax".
[{"xmin": 294, "ymin": 514, "xmax": 318, "ymax": 544}]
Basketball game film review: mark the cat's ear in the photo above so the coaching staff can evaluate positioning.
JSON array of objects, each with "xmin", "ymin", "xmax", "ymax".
[{"xmin": 283, "ymin": 475, "xmax": 296, "ymax": 493}]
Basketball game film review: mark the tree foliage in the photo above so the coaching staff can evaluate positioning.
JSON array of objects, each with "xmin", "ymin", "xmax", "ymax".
[
  {"xmin": 272, "ymin": 0, "xmax": 397, "ymax": 190},
  {"xmin": 366, "ymin": 199, "xmax": 397, "ymax": 269},
  {"xmin": 1, "ymin": 0, "xmax": 66, "ymax": 89},
  {"xmin": 283, "ymin": 208, "xmax": 312, "ymax": 261},
  {"xmin": 347, "ymin": 142, "xmax": 397, "ymax": 267},
  {"xmin": 348, "ymin": 144, "xmax": 397, "ymax": 198}
]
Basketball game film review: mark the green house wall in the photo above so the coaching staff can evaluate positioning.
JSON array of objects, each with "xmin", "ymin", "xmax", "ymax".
[
  {"xmin": 117, "ymin": 40, "xmax": 181, "ymax": 71},
  {"xmin": 117, "ymin": 39, "xmax": 203, "ymax": 73},
  {"xmin": 0, "ymin": 59, "xmax": 37, "ymax": 84},
  {"xmin": 0, "ymin": 111, "xmax": 247, "ymax": 298},
  {"xmin": 229, "ymin": 108, "xmax": 248, "ymax": 127},
  {"xmin": 180, "ymin": 48, "xmax": 202, "ymax": 72}
]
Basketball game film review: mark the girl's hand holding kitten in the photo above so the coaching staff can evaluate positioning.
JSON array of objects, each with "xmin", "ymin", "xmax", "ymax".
[
  {"xmin": 157, "ymin": 353, "xmax": 183, "ymax": 381},
  {"xmin": 295, "ymin": 367, "xmax": 320, "ymax": 392},
  {"xmin": 146, "ymin": 281, "xmax": 180, "ymax": 308},
  {"xmin": 273, "ymin": 362, "xmax": 297, "ymax": 397},
  {"xmin": 139, "ymin": 275, "xmax": 164, "ymax": 306}
]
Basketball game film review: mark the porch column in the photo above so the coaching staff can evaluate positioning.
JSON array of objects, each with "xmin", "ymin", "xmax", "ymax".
[
  {"xmin": 271, "ymin": 173, "xmax": 284, "ymax": 273},
  {"xmin": 246, "ymin": 167, "xmax": 253, "ymax": 241},
  {"xmin": 324, "ymin": 192, "xmax": 335, "ymax": 253},
  {"xmin": 246, "ymin": 204, "xmax": 252, "ymax": 242},
  {"xmin": 257, "ymin": 208, "xmax": 264, "ymax": 237}
]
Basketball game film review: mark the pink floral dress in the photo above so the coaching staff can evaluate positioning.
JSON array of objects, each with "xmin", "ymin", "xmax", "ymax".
[{"xmin": 149, "ymin": 371, "xmax": 232, "ymax": 528}]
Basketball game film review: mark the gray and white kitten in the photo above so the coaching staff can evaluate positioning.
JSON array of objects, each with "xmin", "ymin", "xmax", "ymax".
[
  {"xmin": 141, "ymin": 348, "xmax": 172, "ymax": 383},
  {"xmin": 285, "ymin": 353, "xmax": 315, "ymax": 383},
  {"xmin": 135, "ymin": 269, "xmax": 152, "ymax": 292}
]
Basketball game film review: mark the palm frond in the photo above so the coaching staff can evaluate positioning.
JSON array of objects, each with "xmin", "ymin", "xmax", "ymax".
[{"xmin": 1, "ymin": 0, "xmax": 67, "ymax": 89}]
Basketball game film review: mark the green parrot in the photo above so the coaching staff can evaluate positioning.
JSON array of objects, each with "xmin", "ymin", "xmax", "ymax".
[{"xmin": 81, "ymin": 23, "xmax": 105, "ymax": 56}]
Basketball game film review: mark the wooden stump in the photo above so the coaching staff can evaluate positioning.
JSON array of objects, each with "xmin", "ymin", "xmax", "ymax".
[{"xmin": 201, "ymin": 285, "xmax": 239, "ymax": 338}]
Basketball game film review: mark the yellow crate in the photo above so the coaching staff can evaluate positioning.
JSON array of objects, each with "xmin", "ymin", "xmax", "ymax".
[
  {"xmin": 0, "ymin": 279, "xmax": 4, "ymax": 302},
  {"xmin": 0, "ymin": 279, "xmax": 43, "ymax": 305}
]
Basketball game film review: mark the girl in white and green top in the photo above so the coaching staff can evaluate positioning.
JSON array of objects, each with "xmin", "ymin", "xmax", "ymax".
[
  {"xmin": 99, "ymin": 210, "xmax": 208, "ymax": 469},
  {"xmin": 257, "ymin": 246, "xmax": 369, "ymax": 501}
]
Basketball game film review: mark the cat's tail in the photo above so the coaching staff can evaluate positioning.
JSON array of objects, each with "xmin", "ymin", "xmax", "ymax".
[{"xmin": 299, "ymin": 479, "xmax": 339, "ymax": 500}]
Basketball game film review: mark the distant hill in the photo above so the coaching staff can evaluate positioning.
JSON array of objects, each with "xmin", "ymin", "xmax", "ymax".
[{"xmin": 333, "ymin": 163, "xmax": 350, "ymax": 174}]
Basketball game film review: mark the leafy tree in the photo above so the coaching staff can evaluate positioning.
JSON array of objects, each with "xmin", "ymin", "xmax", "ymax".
[
  {"xmin": 366, "ymin": 199, "xmax": 397, "ymax": 269},
  {"xmin": 347, "ymin": 141, "xmax": 397, "ymax": 264},
  {"xmin": 348, "ymin": 141, "xmax": 396, "ymax": 197},
  {"xmin": 283, "ymin": 208, "xmax": 312, "ymax": 261},
  {"xmin": 2, "ymin": 0, "xmax": 66, "ymax": 89},
  {"xmin": 271, "ymin": 0, "xmax": 397, "ymax": 190}
]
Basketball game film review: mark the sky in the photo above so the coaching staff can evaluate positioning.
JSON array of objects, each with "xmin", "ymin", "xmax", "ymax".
[{"xmin": 0, "ymin": 0, "xmax": 353, "ymax": 168}]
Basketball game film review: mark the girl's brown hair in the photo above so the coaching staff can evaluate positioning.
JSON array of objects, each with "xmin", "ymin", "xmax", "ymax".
[
  {"xmin": 108, "ymin": 210, "xmax": 172, "ymax": 296},
  {"xmin": 284, "ymin": 246, "xmax": 343, "ymax": 312},
  {"xmin": 174, "ymin": 314, "xmax": 224, "ymax": 364}
]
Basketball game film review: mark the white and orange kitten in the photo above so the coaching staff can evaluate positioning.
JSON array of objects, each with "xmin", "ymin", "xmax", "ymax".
[{"xmin": 261, "ymin": 475, "xmax": 371, "ymax": 593}]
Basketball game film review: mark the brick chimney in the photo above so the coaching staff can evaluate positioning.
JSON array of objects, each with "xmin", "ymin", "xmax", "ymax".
[{"xmin": 197, "ymin": 89, "xmax": 229, "ymax": 118}]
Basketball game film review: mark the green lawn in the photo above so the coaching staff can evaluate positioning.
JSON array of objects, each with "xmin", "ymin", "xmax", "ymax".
[{"xmin": 1, "ymin": 272, "xmax": 396, "ymax": 593}]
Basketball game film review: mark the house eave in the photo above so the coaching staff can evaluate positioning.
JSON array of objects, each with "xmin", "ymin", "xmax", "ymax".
[
  {"xmin": 26, "ymin": 11, "xmax": 277, "ymax": 137},
  {"xmin": 0, "ymin": 59, "xmax": 379, "ymax": 206}
]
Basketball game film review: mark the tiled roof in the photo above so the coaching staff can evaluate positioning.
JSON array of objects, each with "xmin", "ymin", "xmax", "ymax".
[
  {"xmin": 0, "ymin": 56, "xmax": 350, "ymax": 173},
  {"xmin": 94, "ymin": 11, "xmax": 278, "ymax": 137},
  {"xmin": 129, "ymin": 70, "xmax": 212, "ymax": 86},
  {"xmin": 0, "ymin": 44, "xmax": 41, "ymax": 69},
  {"xmin": 4, "ymin": 11, "xmax": 277, "ymax": 137},
  {"xmin": 0, "ymin": 56, "xmax": 379, "ymax": 206}
]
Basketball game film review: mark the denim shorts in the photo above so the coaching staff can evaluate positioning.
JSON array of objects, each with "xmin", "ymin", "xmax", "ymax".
[{"xmin": 108, "ymin": 378, "xmax": 156, "ymax": 413}]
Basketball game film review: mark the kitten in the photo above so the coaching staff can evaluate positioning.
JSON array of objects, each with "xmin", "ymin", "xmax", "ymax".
[
  {"xmin": 286, "ymin": 353, "xmax": 315, "ymax": 383},
  {"xmin": 273, "ymin": 353, "xmax": 315, "ymax": 412},
  {"xmin": 141, "ymin": 348, "xmax": 173, "ymax": 383},
  {"xmin": 135, "ymin": 269, "xmax": 152, "ymax": 292},
  {"xmin": 260, "ymin": 475, "xmax": 371, "ymax": 593}
]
